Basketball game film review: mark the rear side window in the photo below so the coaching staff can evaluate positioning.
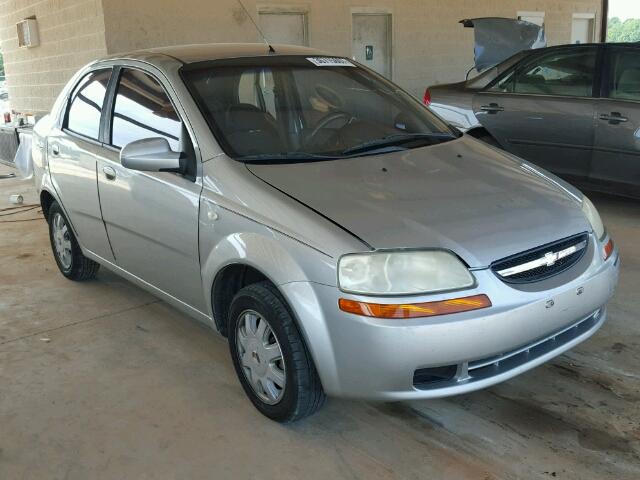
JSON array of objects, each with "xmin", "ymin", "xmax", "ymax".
[
  {"xmin": 111, "ymin": 68, "xmax": 181, "ymax": 150},
  {"xmin": 607, "ymin": 49, "xmax": 640, "ymax": 102},
  {"xmin": 490, "ymin": 48, "xmax": 597, "ymax": 97},
  {"xmin": 66, "ymin": 69, "xmax": 112, "ymax": 140}
]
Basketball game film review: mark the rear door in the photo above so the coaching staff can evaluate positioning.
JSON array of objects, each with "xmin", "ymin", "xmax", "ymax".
[
  {"xmin": 96, "ymin": 66, "xmax": 205, "ymax": 312},
  {"xmin": 473, "ymin": 46, "xmax": 600, "ymax": 182},
  {"xmin": 47, "ymin": 68, "xmax": 115, "ymax": 262},
  {"xmin": 591, "ymin": 45, "xmax": 640, "ymax": 196}
]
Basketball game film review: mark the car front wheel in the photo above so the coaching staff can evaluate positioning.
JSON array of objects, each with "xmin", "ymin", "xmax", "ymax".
[{"xmin": 228, "ymin": 281, "xmax": 325, "ymax": 422}]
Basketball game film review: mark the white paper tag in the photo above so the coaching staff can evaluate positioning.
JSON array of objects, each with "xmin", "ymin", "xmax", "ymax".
[{"xmin": 306, "ymin": 57, "xmax": 355, "ymax": 67}]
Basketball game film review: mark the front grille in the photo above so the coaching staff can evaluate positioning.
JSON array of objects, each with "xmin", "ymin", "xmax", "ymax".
[{"xmin": 491, "ymin": 233, "xmax": 589, "ymax": 284}]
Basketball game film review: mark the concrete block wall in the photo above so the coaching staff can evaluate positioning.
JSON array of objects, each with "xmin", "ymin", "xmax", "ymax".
[
  {"xmin": 102, "ymin": 0, "xmax": 603, "ymax": 95},
  {"xmin": 0, "ymin": 0, "xmax": 602, "ymax": 115},
  {"xmin": 0, "ymin": 0, "xmax": 107, "ymax": 114}
]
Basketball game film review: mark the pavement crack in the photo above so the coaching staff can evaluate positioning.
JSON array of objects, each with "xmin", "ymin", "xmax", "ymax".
[{"xmin": 0, "ymin": 300, "xmax": 160, "ymax": 346}]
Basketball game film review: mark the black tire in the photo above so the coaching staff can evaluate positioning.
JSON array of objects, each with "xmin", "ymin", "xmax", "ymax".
[
  {"xmin": 228, "ymin": 281, "xmax": 325, "ymax": 422},
  {"xmin": 48, "ymin": 201, "xmax": 100, "ymax": 281}
]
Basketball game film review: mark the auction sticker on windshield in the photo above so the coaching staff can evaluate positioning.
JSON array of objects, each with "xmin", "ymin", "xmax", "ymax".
[{"xmin": 306, "ymin": 57, "xmax": 355, "ymax": 67}]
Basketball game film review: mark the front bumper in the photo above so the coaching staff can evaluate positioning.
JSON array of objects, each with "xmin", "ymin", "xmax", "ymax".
[{"xmin": 281, "ymin": 241, "xmax": 619, "ymax": 400}]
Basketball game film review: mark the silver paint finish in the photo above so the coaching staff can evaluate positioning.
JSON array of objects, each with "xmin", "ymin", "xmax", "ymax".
[
  {"xmin": 34, "ymin": 44, "xmax": 620, "ymax": 401},
  {"xmin": 247, "ymin": 136, "xmax": 592, "ymax": 268},
  {"xmin": 46, "ymin": 127, "xmax": 115, "ymax": 263},
  {"xmin": 97, "ymin": 146, "xmax": 206, "ymax": 313},
  {"xmin": 282, "ymin": 247, "xmax": 618, "ymax": 399},
  {"xmin": 120, "ymin": 137, "xmax": 182, "ymax": 172}
]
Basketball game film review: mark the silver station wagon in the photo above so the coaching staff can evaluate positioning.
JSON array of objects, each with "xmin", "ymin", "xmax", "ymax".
[{"xmin": 33, "ymin": 44, "xmax": 620, "ymax": 422}]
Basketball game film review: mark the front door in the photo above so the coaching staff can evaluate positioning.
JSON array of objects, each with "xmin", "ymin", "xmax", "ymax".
[
  {"xmin": 47, "ymin": 68, "xmax": 115, "ymax": 262},
  {"xmin": 352, "ymin": 13, "xmax": 392, "ymax": 78},
  {"xmin": 474, "ymin": 46, "xmax": 599, "ymax": 182},
  {"xmin": 97, "ymin": 66, "xmax": 205, "ymax": 312},
  {"xmin": 591, "ymin": 46, "xmax": 640, "ymax": 195}
]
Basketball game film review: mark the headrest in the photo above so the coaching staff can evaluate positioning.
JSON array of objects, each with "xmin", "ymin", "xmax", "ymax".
[{"xmin": 225, "ymin": 103, "xmax": 271, "ymax": 130}]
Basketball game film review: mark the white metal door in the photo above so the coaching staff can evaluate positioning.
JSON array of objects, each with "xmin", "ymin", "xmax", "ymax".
[
  {"xmin": 571, "ymin": 15, "xmax": 595, "ymax": 44},
  {"xmin": 352, "ymin": 14, "xmax": 391, "ymax": 78},
  {"xmin": 258, "ymin": 12, "xmax": 307, "ymax": 46}
]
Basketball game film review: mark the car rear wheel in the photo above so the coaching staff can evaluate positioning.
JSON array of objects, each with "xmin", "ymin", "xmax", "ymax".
[
  {"xmin": 228, "ymin": 281, "xmax": 325, "ymax": 422},
  {"xmin": 48, "ymin": 201, "xmax": 100, "ymax": 281}
]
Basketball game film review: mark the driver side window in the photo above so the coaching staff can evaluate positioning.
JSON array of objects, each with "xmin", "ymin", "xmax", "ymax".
[
  {"xmin": 490, "ymin": 48, "xmax": 597, "ymax": 97},
  {"xmin": 111, "ymin": 68, "xmax": 183, "ymax": 151}
]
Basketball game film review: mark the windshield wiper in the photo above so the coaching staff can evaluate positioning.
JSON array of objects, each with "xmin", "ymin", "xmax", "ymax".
[
  {"xmin": 239, "ymin": 152, "xmax": 341, "ymax": 164},
  {"xmin": 341, "ymin": 132, "xmax": 455, "ymax": 156}
]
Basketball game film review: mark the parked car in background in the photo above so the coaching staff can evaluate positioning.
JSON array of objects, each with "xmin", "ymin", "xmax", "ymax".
[
  {"xmin": 33, "ymin": 44, "xmax": 619, "ymax": 422},
  {"xmin": 426, "ymin": 43, "xmax": 640, "ymax": 199}
]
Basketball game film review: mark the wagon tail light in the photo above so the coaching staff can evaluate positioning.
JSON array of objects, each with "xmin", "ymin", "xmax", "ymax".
[
  {"xmin": 603, "ymin": 238, "xmax": 614, "ymax": 261},
  {"xmin": 422, "ymin": 88, "xmax": 431, "ymax": 106},
  {"xmin": 338, "ymin": 294, "xmax": 491, "ymax": 319}
]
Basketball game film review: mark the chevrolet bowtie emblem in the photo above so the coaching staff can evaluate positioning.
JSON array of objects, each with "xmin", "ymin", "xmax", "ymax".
[
  {"xmin": 495, "ymin": 238, "xmax": 587, "ymax": 279},
  {"xmin": 543, "ymin": 251, "xmax": 560, "ymax": 267}
]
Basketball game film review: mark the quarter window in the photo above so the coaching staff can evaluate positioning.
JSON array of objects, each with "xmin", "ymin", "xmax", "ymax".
[
  {"xmin": 490, "ymin": 48, "xmax": 597, "ymax": 97},
  {"xmin": 66, "ymin": 69, "xmax": 112, "ymax": 140},
  {"xmin": 607, "ymin": 49, "xmax": 640, "ymax": 102},
  {"xmin": 111, "ymin": 69, "xmax": 182, "ymax": 150}
]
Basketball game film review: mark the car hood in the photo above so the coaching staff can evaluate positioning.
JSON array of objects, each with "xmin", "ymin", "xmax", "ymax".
[{"xmin": 246, "ymin": 137, "xmax": 590, "ymax": 267}]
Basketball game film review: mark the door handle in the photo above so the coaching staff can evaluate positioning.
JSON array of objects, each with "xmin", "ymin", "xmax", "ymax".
[
  {"xmin": 480, "ymin": 103, "xmax": 504, "ymax": 114},
  {"xmin": 102, "ymin": 166, "xmax": 116, "ymax": 181},
  {"xmin": 51, "ymin": 144, "xmax": 60, "ymax": 156},
  {"xmin": 599, "ymin": 112, "xmax": 628, "ymax": 125}
]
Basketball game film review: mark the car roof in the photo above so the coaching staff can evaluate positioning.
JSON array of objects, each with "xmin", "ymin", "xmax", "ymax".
[
  {"xmin": 103, "ymin": 43, "xmax": 329, "ymax": 65},
  {"xmin": 526, "ymin": 42, "xmax": 640, "ymax": 52}
]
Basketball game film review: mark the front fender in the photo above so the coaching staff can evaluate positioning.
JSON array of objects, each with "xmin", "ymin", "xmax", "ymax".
[
  {"xmin": 199, "ymin": 215, "xmax": 338, "ymax": 319},
  {"xmin": 199, "ymin": 226, "xmax": 341, "ymax": 392}
]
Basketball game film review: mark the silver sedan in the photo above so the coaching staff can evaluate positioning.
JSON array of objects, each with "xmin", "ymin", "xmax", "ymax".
[{"xmin": 32, "ymin": 44, "xmax": 620, "ymax": 422}]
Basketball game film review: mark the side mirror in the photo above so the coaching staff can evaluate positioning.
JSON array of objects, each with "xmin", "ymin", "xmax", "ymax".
[{"xmin": 120, "ymin": 137, "xmax": 181, "ymax": 173}]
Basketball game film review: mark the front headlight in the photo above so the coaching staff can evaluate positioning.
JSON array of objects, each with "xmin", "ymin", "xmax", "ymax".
[
  {"xmin": 581, "ymin": 195, "xmax": 605, "ymax": 240},
  {"xmin": 338, "ymin": 250, "xmax": 475, "ymax": 296}
]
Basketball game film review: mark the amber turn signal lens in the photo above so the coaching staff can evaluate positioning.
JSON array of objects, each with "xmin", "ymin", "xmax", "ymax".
[
  {"xmin": 603, "ymin": 238, "xmax": 614, "ymax": 261},
  {"xmin": 338, "ymin": 294, "xmax": 492, "ymax": 319}
]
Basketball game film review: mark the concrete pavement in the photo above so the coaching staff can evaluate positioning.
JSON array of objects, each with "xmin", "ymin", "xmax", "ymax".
[{"xmin": 1, "ymin": 163, "xmax": 638, "ymax": 479}]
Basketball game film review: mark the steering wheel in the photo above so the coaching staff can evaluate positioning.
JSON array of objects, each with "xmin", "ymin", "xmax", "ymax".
[{"xmin": 306, "ymin": 111, "xmax": 353, "ymax": 143}]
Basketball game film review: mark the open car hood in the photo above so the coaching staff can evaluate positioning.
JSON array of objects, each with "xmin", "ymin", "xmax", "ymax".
[{"xmin": 461, "ymin": 17, "xmax": 547, "ymax": 72}]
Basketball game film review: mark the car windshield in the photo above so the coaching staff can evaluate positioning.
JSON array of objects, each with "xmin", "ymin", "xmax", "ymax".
[{"xmin": 182, "ymin": 56, "xmax": 458, "ymax": 162}]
